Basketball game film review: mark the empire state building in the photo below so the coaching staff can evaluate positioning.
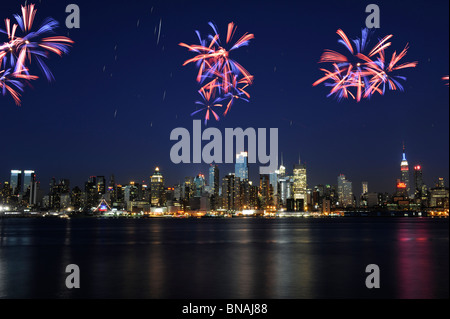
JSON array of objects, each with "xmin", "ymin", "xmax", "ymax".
[{"xmin": 400, "ymin": 144, "xmax": 410, "ymax": 197}]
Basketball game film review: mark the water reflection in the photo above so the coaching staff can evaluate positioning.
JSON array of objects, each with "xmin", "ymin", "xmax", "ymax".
[
  {"xmin": 0, "ymin": 218, "xmax": 447, "ymax": 298},
  {"xmin": 396, "ymin": 222, "xmax": 435, "ymax": 298}
]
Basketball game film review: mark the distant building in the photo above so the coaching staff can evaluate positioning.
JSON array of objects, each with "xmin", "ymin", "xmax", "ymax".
[
  {"xmin": 429, "ymin": 178, "xmax": 449, "ymax": 209},
  {"xmin": 194, "ymin": 174, "xmax": 206, "ymax": 197},
  {"xmin": 222, "ymin": 173, "xmax": 240, "ymax": 211},
  {"xmin": 362, "ymin": 182, "xmax": 369, "ymax": 195},
  {"xmin": 287, "ymin": 198, "xmax": 304, "ymax": 212},
  {"xmin": 337, "ymin": 174, "xmax": 353, "ymax": 208},
  {"xmin": 150, "ymin": 167, "xmax": 164, "ymax": 206},
  {"xmin": 279, "ymin": 176, "xmax": 293, "ymax": 206},
  {"xmin": 235, "ymin": 152, "xmax": 249, "ymax": 181},
  {"xmin": 10, "ymin": 170, "xmax": 22, "ymax": 196},
  {"xmin": 322, "ymin": 198, "xmax": 331, "ymax": 214},
  {"xmin": 209, "ymin": 164, "xmax": 220, "ymax": 210},
  {"xmin": 85, "ymin": 176, "xmax": 98, "ymax": 209},
  {"xmin": 97, "ymin": 176, "xmax": 106, "ymax": 195},
  {"xmin": 293, "ymin": 162, "xmax": 307, "ymax": 210},
  {"xmin": 366, "ymin": 192, "xmax": 379, "ymax": 207},
  {"xmin": 400, "ymin": 144, "xmax": 410, "ymax": 197},
  {"xmin": 259, "ymin": 174, "xmax": 272, "ymax": 209}
]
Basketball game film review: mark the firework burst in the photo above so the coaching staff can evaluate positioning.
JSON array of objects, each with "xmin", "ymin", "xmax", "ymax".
[
  {"xmin": 314, "ymin": 28, "xmax": 416, "ymax": 102},
  {"xmin": 191, "ymin": 85, "xmax": 224, "ymax": 125},
  {"xmin": 0, "ymin": 4, "xmax": 73, "ymax": 105},
  {"xmin": 180, "ymin": 22, "xmax": 254, "ymax": 123}
]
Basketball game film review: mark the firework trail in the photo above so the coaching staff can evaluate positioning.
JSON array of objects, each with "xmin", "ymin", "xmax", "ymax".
[
  {"xmin": 0, "ymin": 68, "xmax": 24, "ymax": 105},
  {"xmin": 443, "ymin": 75, "xmax": 449, "ymax": 86},
  {"xmin": 191, "ymin": 85, "xmax": 224, "ymax": 125},
  {"xmin": 363, "ymin": 44, "xmax": 418, "ymax": 97},
  {"xmin": 314, "ymin": 28, "xmax": 416, "ymax": 102},
  {"xmin": 0, "ymin": 4, "xmax": 73, "ymax": 105},
  {"xmin": 180, "ymin": 22, "xmax": 254, "ymax": 123}
]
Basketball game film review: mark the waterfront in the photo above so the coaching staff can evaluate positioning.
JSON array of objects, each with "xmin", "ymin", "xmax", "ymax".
[{"xmin": 0, "ymin": 217, "xmax": 448, "ymax": 299}]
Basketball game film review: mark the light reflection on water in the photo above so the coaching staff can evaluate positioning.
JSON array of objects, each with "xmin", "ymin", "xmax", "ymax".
[{"xmin": 0, "ymin": 217, "xmax": 448, "ymax": 299}]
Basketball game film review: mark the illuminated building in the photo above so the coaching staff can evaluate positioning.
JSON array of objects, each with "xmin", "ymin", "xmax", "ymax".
[
  {"xmin": 85, "ymin": 176, "xmax": 98, "ymax": 209},
  {"xmin": 23, "ymin": 170, "xmax": 35, "ymax": 193},
  {"xmin": 293, "ymin": 162, "xmax": 307, "ymax": 210},
  {"xmin": 28, "ymin": 172, "xmax": 38, "ymax": 206},
  {"xmin": 249, "ymin": 183, "xmax": 259, "ymax": 209},
  {"xmin": 108, "ymin": 175, "xmax": 117, "ymax": 203},
  {"xmin": 396, "ymin": 179, "xmax": 408, "ymax": 197},
  {"xmin": 240, "ymin": 179, "xmax": 252, "ymax": 209},
  {"xmin": 183, "ymin": 177, "xmax": 195, "ymax": 200},
  {"xmin": 71, "ymin": 186, "xmax": 83, "ymax": 209},
  {"xmin": 362, "ymin": 182, "xmax": 368, "ymax": 195},
  {"xmin": 0, "ymin": 182, "xmax": 12, "ymax": 204},
  {"xmin": 209, "ymin": 164, "xmax": 219, "ymax": 209},
  {"xmin": 194, "ymin": 174, "xmax": 206, "ymax": 197},
  {"xmin": 429, "ymin": 178, "xmax": 449, "ymax": 209},
  {"xmin": 10, "ymin": 170, "xmax": 22, "ymax": 196},
  {"xmin": 337, "ymin": 174, "xmax": 353, "ymax": 208},
  {"xmin": 222, "ymin": 173, "xmax": 240, "ymax": 211},
  {"xmin": 278, "ymin": 153, "xmax": 286, "ymax": 178},
  {"xmin": 259, "ymin": 174, "xmax": 272, "ymax": 209},
  {"xmin": 97, "ymin": 176, "xmax": 106, "ymax": 195},
  {"xmin": 286, "ymin": 198, "xmax": 304, "ymax": 212},
  {"xmin": 209, "ymin": 165, "xmax": 219, "ymax": 195},
  {"xmin": 235, "ymin": 152, "xmax": 249, "ymax": 181},
  {"xmin": 150, "ymin": 167, "xmax": 164, "ymax": 206},
  {"xmin": 400, "ymin": 143, "xmax": 410, "ymax": 197},
  {"xmin": 360, "ymin": 182, "xmax": 369, "ymax": 207},
  {"xmin": 413, "ymin": 165, "xmax": 428, "ymax": 207}
]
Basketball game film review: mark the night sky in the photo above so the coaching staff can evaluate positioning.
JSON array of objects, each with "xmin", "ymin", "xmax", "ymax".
[{"xmin": 0, "ymin": 0, "xmax": 448, "ymax": 195}]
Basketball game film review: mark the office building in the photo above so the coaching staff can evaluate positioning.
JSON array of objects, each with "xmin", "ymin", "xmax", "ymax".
[
  {"xmin": 293, "ymin": 162, "xmax": 307, "ymax": 210},
  {"xmin": 10, "ymin": 170, "xmax": 22, "ymax": 196},
  {"xmin": 209, "ymin": 164, "xmax": 220, "ymax": 209},
  {"xmin": 150, "ymin": 167, "xmax": 164, "ymax": 206},
  {"xmin": 400, "ymin": 144, "xmax": 410, "ymax": 197},
  {"xmin": 222, "ymin": 173, "xmax": 240, "ymax": 211},
  {"xmin": 235, "ymin": 152, "xmax": 249, "ymax": 181},
  {"xmin": 337, "ymin": 174, "xmax": 353, "ymax": 208}
]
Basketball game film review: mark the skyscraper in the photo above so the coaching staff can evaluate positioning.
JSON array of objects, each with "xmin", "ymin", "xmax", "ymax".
[
  {"xmin": 400, "ymin": 143, "xmax": 410, "ymax": 197},
  {"xmin": 97, "ymin": 176, "xmax": 106, "ymax": 195},
  {"xmin": 108, "ymin": 174, "xmax": 117, "ymax": 203},
  {"xmin": 259, "ymin": 174, "xmax": 271, "ymax": 209},
  {"xmin": 209, "ymin": 164, "xmax": 219, "ymax": 210},
  {"xmin": 150, "ymin": 167, "xmax": 164, "ymax": 206},
  {"xmin": 85, "ymin": 176, "xmax": 98, "ymax": 209},
  {"xmin": 235, "ymin": 152, "xmax": 249, "ymax": 181},
  {"xmin": 194, "ymin": 174, "xmax": 205, "ymax": 197},
  {"xmin": 414, "ymin": 165, "xmax": 423, "ymax": 197},
  {"xmin": 27, "ymin": 172, "xmax": 37, "ymax": 206},
  {"xmin": 10, "ymin": 170, "xmax": 22, "ymax": 196},
  {"xmin": 23, "ymin": 170, "xmax": 35, "ymax": 194},
  {"xmin": 222, "ymin": 173, "xmax": 240, "ymax": 211},
  {"xmin": 293, "ymin": 162, "xmax": 307, "ymax": 210},
  {"xmin": 337, "ymin": 174, "xmax": 353, "ymax": 208},
  {"xmin": 209, "ymin": 165, "xmax": 219, "ymax": 195},
  {"xmin": 362, "ymin": 182, "xmax": 369, "ymax": 195}
]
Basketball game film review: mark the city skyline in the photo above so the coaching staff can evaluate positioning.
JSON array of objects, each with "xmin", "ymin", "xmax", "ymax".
[
  {"xmin": 2, "ymin": 142, "xmax": 449, "ymax": 213},
  {"xmin": 2, "ymin": 142, "xmax": 449, "ymax": 196}
]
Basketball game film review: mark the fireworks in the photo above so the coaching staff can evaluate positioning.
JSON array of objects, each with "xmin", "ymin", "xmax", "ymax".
[
  {"xmin": 180, "ymin": 22, "xmax": 254, "ymax": 124},
  {"xmin": 191, "ymin": 85, "xmax": 224, "ymax": 125},
  {"xmin": 0, "ymin": 4, "xmax": 73, "ymax": 105},
  {"xmin": 314, "ymin": 28, "xmax": 417, "ymax": 102},
  {"xmin": 443, "ymin": 76, "xmax": 449, "ymax": 86}
]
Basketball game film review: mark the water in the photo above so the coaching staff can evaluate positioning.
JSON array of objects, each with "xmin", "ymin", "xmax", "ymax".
[{"xmin": 0, "ymin": 217, "xmax": 448, "ymax": 299}]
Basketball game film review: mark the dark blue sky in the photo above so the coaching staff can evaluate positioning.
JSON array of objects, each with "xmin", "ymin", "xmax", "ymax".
[{"xmin": 0, "ymin": 0, "xmax": 448, "ymax": 194}]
